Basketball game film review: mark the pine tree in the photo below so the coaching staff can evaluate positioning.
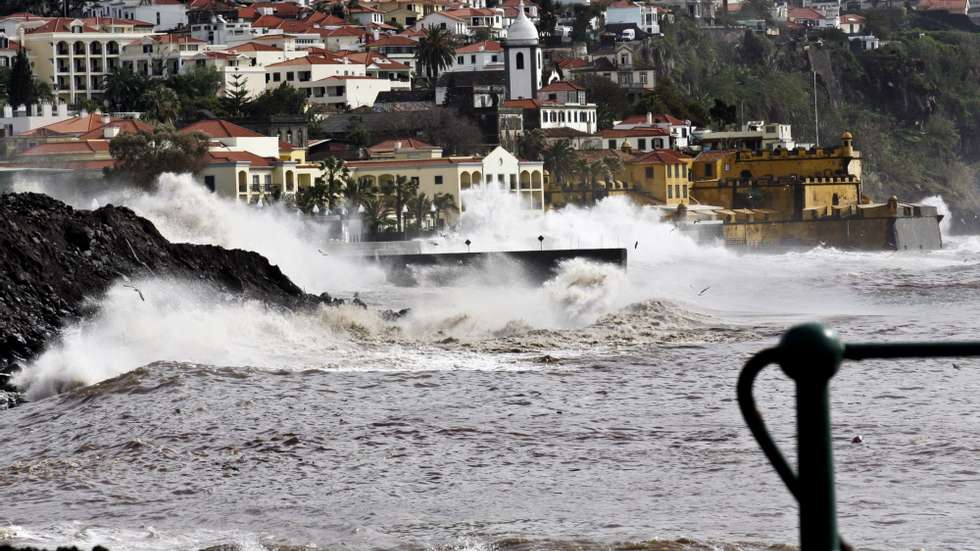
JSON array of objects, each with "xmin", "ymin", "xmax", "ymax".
[
  {"xmin": 221, "ymin": 71, "xmax": 251, "ymax": 118},
  {"xmin": 7, "ymin": 49, "xmax": 36, "ymax": 107}
]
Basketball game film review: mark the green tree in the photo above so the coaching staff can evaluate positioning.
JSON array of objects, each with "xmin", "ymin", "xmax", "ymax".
[
  {"xmin": 380, "ymin": 175, "xmax": 419, "ymax": 232},
  {"xmin": 517, "ymin": 128, "xmax": 547, "ymax": 160},
  {"xmin": 108, "ymin": 127, "xmax": 209, "ymax": 188},
  {"xmin": 406, "ymin": 191, "xmax": 433, "ymax": 231},
  {"xmin": 416, "ymin": 27, "xmax": 456, "ymax": 81},
  {"xmin": 246, "ymin": 83, "xmax": 307, "ymax": 119},
  {"xmin": 543, "ymin": 139, "xmax": 576, "ymax": 185},
  {"xmin": 295, "ymin": 181, "xmax": 331, "ymax": 214},
  {"xmin": 221, "ymin": 71, "xmax": 252, "ymax": 119},
  {"xmin": 343, "ymin": 176, "xmax": 378, "ymax": 210},
  {"xmin": 432, "ymin": 192, "xmax": 458, "ymax": 228},
  {"xmin": 316, "ymin": 156, "xmax": 350, "ymax": 211},
  {"xmin": 140, "ymin": 86, "xmax": 181, "ymax": 125},
  {"xmin": 537, "ymin": 0, "xmax": 558, "ymax": 39},
  {"xmin": 358, "ymin": 194, "xmax": 395, "ymax": 234},
  {"xmin": 7, "ymin": 49, "xmax": 36, "ymax": 107},
  {"xmin": 574, "ymin": 74, "xmax": 630, "ymax": 129},
  {"xmin": 167, "ymin": 66, "xmax": 222, "ymax": 119},
  {"xmin": 103, "ymin": 66, "xmax": 152, "ymax": 112}
]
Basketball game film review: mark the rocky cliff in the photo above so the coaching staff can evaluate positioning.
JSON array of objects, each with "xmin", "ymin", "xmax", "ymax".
[{"xmin": 0, "ymin": 193, "xmax": 336, "ymax": 406}]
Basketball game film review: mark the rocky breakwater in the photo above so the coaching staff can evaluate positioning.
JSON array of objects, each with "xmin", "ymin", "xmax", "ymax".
[{"xmin": 0, "ymin": 193, "xmax": 337, "ymax": 407}]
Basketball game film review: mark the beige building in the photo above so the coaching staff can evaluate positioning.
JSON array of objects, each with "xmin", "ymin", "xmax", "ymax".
[
  {"xmin": 19, "ymin": 17, "xmax": 156, "ymax": 104},
  {"xmin": 347, "ymin": 145, "xmax": 546, "ymax": 216},
  {"xmin": 120, "ymin": 33, "xmax": 208, "ymax": 79},
  {"xmin": 188, "ymin": 119, "xmax": 321, "ymax": 204}
]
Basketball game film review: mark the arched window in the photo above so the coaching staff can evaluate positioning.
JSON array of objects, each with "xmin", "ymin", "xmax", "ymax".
[{"xmin": 515, "ymin": 52, "xmax": 524, "ymax": 70}]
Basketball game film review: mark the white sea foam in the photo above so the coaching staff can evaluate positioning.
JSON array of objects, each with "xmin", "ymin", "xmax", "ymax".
[
  {"xmin": 12, "ymin": 173, "xmax": 385, "ymax": 294},
  {"xmin": 920, "ymin": 194, "xmax": 952, "ymax": 237}
]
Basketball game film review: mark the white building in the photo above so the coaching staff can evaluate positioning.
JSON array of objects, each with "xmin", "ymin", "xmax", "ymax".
[
  {"xmin": 120, "ymin": 34, "xmax": 208, "ymax": 79},
  {"xmin": 696, "ymin": 121, "xmax": 796, "ymax": 151},
  {"xmin": 187, "ymin": 50, "xmax": 268, "ymax": 98},
  {"xmin": 446, "ymin": 40, "xmax": 504, "ymax": 72},
  {"xmin": 504, "ymin": 0, "xmax": 542, "ymax": 100},
  {"xmin": 350, "ymin": 5, "xmax": 386, "ymax": 26},
  {"xmin": 264, "ymin": 54, "xmax": 367, "ymax": 89},
  {"xmin": 86, "ymin": 0, "xmax": 189, "ymax": 31},
  {"xmin": 615, "ymin": 112, "xmax": 692, "ymax": 148},
  {"xmin": 300, "ymin": 76, "xmax": 395, "ymax": 109},
  {"xmin": 604, "ymin": 0, "xmax": 660, "ymax": 35},
  {"xmin": 415, "ymin": 11, "xmax": 472, "ymax": 36},
  {"xmin": 839, "ymin": 13, "xmax": 865, "ymax": 33},
  {"xmin": 0, "ymin": 103, "xmax": 72, "ymax": 137},
  {"xmin": 190, "ymin": 14, "xmax": 261, "ymax": 45},
  {"xmin": 181, "ymin": 119, "xmax": 281, "ymax": 158},
  {"xmin": 0, "ymin": 14, "xmax": 52, "ymax": 37},
  {"xmin": 19, "ymin": 17, "xmax": 157, "ymax": 105},
  {"xmin": 536, "ymin": 81, "xmax": 598, "ymax": 134}
]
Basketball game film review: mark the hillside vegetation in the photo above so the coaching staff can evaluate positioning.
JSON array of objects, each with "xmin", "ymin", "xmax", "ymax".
[{"xmin": 620, "ymin": 12, "xmax": 980, "ymax": 228}]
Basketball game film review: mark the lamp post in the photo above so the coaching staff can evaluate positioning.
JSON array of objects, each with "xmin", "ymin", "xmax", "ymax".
[
  {"xmin": 465, "ymin": 239, "xmax": 471, "ymax": 253},
  {"xmin": 538, "ymin": 235, "xmax": 544, "ymax": 251}
]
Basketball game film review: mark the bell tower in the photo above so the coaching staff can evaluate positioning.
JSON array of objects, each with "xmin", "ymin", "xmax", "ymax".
[{"xmin": 503, "ymin": 0, "xmax": 541, "ymax": 100}]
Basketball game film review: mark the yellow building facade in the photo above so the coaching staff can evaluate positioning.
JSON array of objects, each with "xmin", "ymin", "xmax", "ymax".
[
  {"xmin": 624, "ymin": 149, "xmax": 694, "ymax": 206},
  {"xmin": 691, "ymin": 133, "xmax": 863, "ymax": 221}
]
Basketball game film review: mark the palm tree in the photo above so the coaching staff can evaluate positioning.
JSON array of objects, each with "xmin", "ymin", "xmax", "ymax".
[
  {"xmin": 407, "ymin": 191, "xmax": 434, "ymax": 232},
  {"xmin": 379, "ymin": 175, "xmax": 419, "ymax": 233},
  {"xmin": 416, "ymin": 27, "xmax": 456, "ymax": 82},
  {"xmin": 543, "ymin": 139, "xmax": 575, "ymax": 186},
  {"xmin": 343, "ymin": 176, "xmax": 377, "ymax": 211},
  {"xmin": 588, "ymin": 159, "xmax": 607, "ymax": 202},
  {"xmin": 358, "ymin": 194, "xmax": 394, "ymax": 235},
  {"xmin": 432, "ymin": 192, "xmax": 458, "ymax": 228},
  {"xmin": 316, "ymin": 157, "xmax": 350, "ymax": 211},
  {"xmin": 140, "ymin": 86, "xmax": 181, "ymax": 126}
]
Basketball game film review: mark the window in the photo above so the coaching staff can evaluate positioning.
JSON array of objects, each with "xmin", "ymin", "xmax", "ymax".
[
  {"xmin": 273, "ymin": 73, "xmax": 281, "ymax": 82},
  {"xmin": 470, "ymin": 55, "xmax": 476, "ymax": 63},
  {"xmin": 435, "ymin": 175, "xmax": 443, "ymax": 185},
  {"xmin": 457, "ymin": 55, "xmax": 464, "ymax": 64},
  {"xmin": 143, "ymin": 44, "xmax": 153, "ymax": 54},
  {"xmin": 491, "ymin": 54, "xmax": 498, "ymax": 62},
  {"xmin": 638, "ymin": 138, "xmax": 646, "ymax": 150},
  {"xmin": 286, "ymin": 71, "xmax": 295, "ymax": 81},
  {"xmin": 683, "ymin": 185, "xmax": 689, "ymax": 198},
  {"xmin": 608, "ymin": 139, "xmax": 616, "ymax": 149},
  {"xmin": 252, "ymin": 175, "xmax": 260, "ymax": 190},
  {"xmin": 510, "ymin": 174, "xmax": 516, "ymax": 190},
  {"xmin": 667, "ymin": 185, "xmax": 673, "ymax": 199},
  {"xmin": 516, "ymin": 52, "xmax": 524, "ymax": 70},
  {"xmin": 705, "ymin": 163, "xmax": 714, "ymax": 177},
  {"xmin": 156, "ymin": 12, "xmax": 161, "ymax": 25},
  {"xmin": 645, "ymin": 167, "xmax": 654, "ymax": 178},
  {"xmin": 204, "ymin": 175, "xmax": 215, "ymax": 192},
  {"xmin": 264, "ymin": 175, "xmax": 272, "ymax": 190}
]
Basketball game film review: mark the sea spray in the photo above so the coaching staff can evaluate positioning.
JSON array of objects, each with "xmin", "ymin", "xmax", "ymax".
[
  {"xmin": 12, "ymin": 173, "xmax": 386, "ymax": 294},
  {"xmin": 920, "ymin": 194, "xmax": 952, "ymax": 237}
]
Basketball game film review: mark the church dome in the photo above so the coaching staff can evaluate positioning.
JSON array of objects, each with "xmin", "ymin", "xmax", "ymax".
[{"xmin": 505, "ymin": 0, "xmax": 539, "ymax": 45}]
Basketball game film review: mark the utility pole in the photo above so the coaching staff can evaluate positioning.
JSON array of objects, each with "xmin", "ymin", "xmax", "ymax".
[{"xmin": 813, "ymin": 70, "xmax": 820, "ymax": 148}]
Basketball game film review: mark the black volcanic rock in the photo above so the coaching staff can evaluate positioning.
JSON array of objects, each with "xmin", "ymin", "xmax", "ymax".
[{"xmin": 0, "ymin": 193, "xmax": 336, "ymax": 400}]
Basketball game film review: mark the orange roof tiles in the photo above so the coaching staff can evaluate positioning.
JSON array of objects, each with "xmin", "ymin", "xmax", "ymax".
[
  {"xmin": 181, "ymin": 120, "xmax": 267, "ymax": 138},
  {"xmin": 78, "ymin": 119, "xmax": 155, "ymax": 140},
  {"xmin": 17, "ymin": 141, "xmax": 111, "ymax": 157},
  {"xmin": 19, "ymin": 113, "xmax": 121, "ymax": 137},
  {"xmin": 501, "ymin": 98, "xmax": 540, "ymax": 109},
  {"xmin": 456, "ymin": 40, "xmax": 502, "ymax": 53},
  {"xmin": 229, "ymin": 41, "xmax": 283, "ymax": 52},
  {"xmin": 206, "ymin": 151, "xmax": 276, "ymax": 166},
  {"xmin": 539, "ymin": 80, "xmax": 584, "ymax": 92},
  {"xmin": 367, "ymin": 35, "xmax": 419, "ymax": 47},
  {"xmin": 631, "ymin": 149, "xmax": 691, "ymax": 164},
  {"xmin": 368, "ymin": 138, "xmax": 440, "ymax": 152}
]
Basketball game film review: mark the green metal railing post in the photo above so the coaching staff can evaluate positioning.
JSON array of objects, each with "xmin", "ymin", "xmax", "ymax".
[
  {"xmin": 739, "ymin": 323, "xmax": 980, "ymax": 551},
  {"xmin": 779, "ymin": 323, "xmax": 843, "ymax": 551}
]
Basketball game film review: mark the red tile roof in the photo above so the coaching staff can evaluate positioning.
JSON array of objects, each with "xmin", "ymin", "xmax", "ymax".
[
  {"xmin": 181, "ymin": 120, "xmax": 267, "ymax": 138},
  {"xmin": 229, "ymin": 41, "xmax": 283, "ymax": 52},
  {"xmin": 598, "ymin": 128, "xmax": 669, "ymax": 138},
  {"xmin": 788, "ymin": 7, "xmax": 828, "ymax": 20},
  {"xmin": 539, "ymin": 80, "xmax": 584, "ymax": 92},
  {"xmin": 78, "ymin": 119, "xmax": 155, "ymax": 139},
  {"xmin": 557, "ymin": 57, "xmax": 589, "ymax": 69},
  {"xmin": 915, "ymin": 0, "xmax": 968, "ymax": 12},
  {"xmin": 607, "ymin": 0, "xmax": 639, "ymax": 8},
  {"xmin": 501, "ymin": 98, "xmax": 541, "ymax": 109},
  {"xmin": 17, "ymin": 141, "xmax": 111, "ymax": 157},
  {"xmin": 26, "ymin": 16, "xmax": 154, "ymax": 34},
  {"xmin": 366, "ymin": 35, "xmax": 419, "ymax": 47},
  {"xmin": 265, "ymin": 53, "xmax": 346, "ymax": 67},
  {"xmin": 206, "ymin": 150, "xmax": 276, "ymax": 166},
  {"xmin": 456, "ymin": 40, "xmax": 502, "ymax": 53},
  {"xmin": 631, "ymin": 149, "xmax": 691, "ymax": 164},
  {"xmin": 368, "ymin": 138, "xmax": 440, "ymax": 153},
  {"xmin": 839, "ymin": 13, "xmax": 866, "ymax": 22},
  {"xmin": 18, "ymin": 113, "xmax": 122, "ymax": 137}
]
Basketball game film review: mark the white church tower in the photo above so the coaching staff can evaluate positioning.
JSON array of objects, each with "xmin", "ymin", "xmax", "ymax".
[{"xmin": 504, "ymin": 0, "xmax": 542, "ymax": 100}]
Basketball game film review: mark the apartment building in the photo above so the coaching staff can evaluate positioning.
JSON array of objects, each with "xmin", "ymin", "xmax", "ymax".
[
  {"xmin": 20, "ymin": 17, "xmax": 156, "ymax": 105},
  {"xmin": 119, "ymin": 33, "xmax": 208, "ymax": 78},
  {"xmin": 86, "ymin": 0, "xmax": 190, "ymax": 31}
]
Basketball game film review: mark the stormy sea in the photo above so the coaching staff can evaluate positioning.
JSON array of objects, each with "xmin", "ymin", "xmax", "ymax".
[{"xmin": 2, "ymin": 175, "xmax": 978, "ymax": 551}]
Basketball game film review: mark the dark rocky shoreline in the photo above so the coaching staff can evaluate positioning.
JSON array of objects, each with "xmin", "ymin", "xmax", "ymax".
[{"xmin": 0, "ymin": 193, "xmax": 342, "ymax": 407}]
